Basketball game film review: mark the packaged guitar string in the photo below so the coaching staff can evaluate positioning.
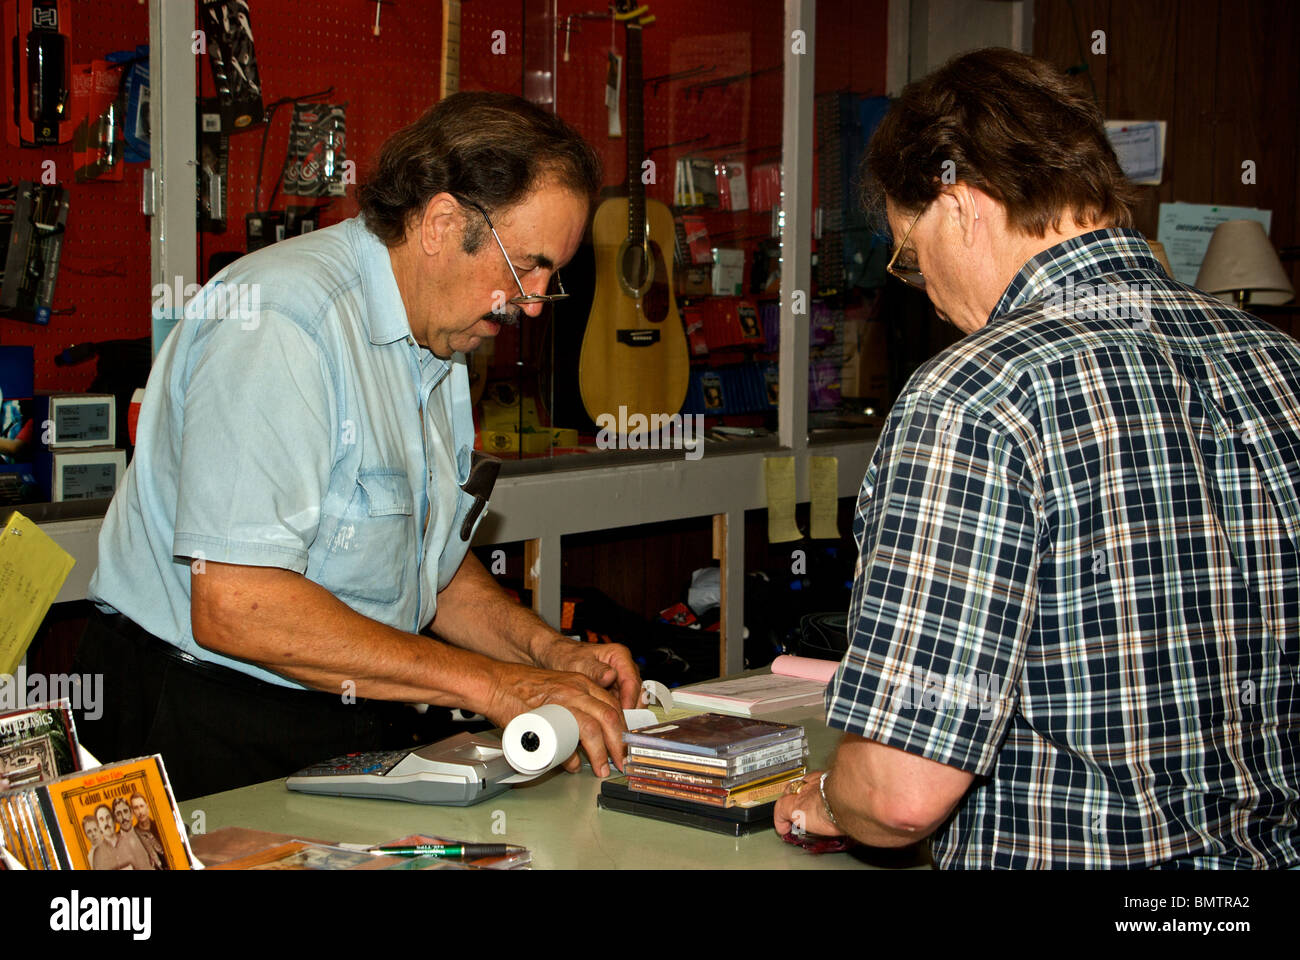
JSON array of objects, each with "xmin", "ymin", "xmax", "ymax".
[
  {"xmin": 200, "ymin": 0, "xmax": 264, "ymax": 131},
  {"xmin": 282, "ymin": 102, "xmax": 347, "ymax": 198}
]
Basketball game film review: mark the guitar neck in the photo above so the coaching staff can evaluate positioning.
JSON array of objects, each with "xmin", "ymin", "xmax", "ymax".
[
  {"xmin": 625, "ymin": 20, "xmax": 645, "ymax": 246},
  {"xmin": 441, "ymin": 0, "xmax": 462, "ymax": 99}
]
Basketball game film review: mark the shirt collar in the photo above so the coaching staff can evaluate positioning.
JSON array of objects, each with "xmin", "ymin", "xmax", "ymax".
[
  {"xmin": 990, "ymin": 227, "xmax": 1167, "ymax": 323},
  {"xmin": 347, "ymin": 216, "xmax": 452, "ymax": 387},
  {"xmin": 348, "ymin": 216, "xmax": 419, "ymax": 346}
]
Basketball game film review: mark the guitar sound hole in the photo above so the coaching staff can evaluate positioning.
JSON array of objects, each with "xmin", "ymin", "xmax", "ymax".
[
  {"xmin": 619, "ymin": 243, "xmax": 649, "ymax": 292},
  {"xmin": 643, "ymin": 239, "xmax": 669, "ymax": 325}
]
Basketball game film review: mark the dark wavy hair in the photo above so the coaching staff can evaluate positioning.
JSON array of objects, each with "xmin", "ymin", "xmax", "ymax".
[
  {"xmin": 358, "ymin": 91, "xmax": 603, "ymax": 250},
  {"xmin": 864, "ymin": 48, "xmax": 1141, "ymax": 236}
]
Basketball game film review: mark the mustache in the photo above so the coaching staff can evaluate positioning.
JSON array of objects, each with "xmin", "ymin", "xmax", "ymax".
[{"xmin": 485, "ymin": 309, "xmax": 522, "ymax": 326}]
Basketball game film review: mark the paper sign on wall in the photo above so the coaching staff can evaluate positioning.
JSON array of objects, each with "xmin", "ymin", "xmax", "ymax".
[
  {"xmin": 1156, "ymin": 202, "xmax": 1273, "ymax": 286},
  {"xmin": 809, "ymin": 456, "xmax": 841, "ymax": 540},
  {"xmin": 1105, "ymin": 120, "xmax": 1166, "ymax": 185},
  {"xmin": 764, "ymin": 457, "xmax": 802, "ymax": 543}
]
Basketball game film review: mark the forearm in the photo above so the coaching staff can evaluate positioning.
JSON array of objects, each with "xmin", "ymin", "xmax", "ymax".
[
  {"xmin": 427, "ymin": 551, "xmax": 556, "ymax": 665},
  {"xmin": 823, "ymin": 735, "xmax": 968, "ymax": 847},
  {"xmin": 822, "ymin": 744, "xmax": 934, "ymax": 848},
  {"xmin": 191, "ymin": 562, "xmax": 503, "ymax": 714},
  {"xmin": 777, "ymin": 734, "xmax": 971, "ymax": 846}
]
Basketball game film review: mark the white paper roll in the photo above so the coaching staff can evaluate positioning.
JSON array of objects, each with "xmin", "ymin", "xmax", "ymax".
[{"xmin": 502, "ymin": 703, "xmax": 581, "ymax": 778}]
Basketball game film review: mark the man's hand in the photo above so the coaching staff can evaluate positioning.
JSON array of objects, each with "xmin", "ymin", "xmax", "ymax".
[
  {"xmin": 483, "ymin": 660, "xmax": 630, "ymax": 777},
  {"xmin": 428, "ymin": 553, "xmax": 642, "ymax": 714},
  {"xmin": 773, "ymin": 770, "xmax": 841, "ymax": 838},
  {"xmin": 532, "ymin": 634, "xmax": 643, "ymax": 710}
]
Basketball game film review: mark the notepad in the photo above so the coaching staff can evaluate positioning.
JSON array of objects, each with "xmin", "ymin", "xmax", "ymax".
[{"xmin": 669, "ymin": 673, "xmax": 827, "ymax": 717}]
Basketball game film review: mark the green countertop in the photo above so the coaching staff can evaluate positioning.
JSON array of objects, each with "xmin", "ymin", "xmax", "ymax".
[{"xmin": 180, "ymin": 699, "xmax": 929, "ymax": 870}]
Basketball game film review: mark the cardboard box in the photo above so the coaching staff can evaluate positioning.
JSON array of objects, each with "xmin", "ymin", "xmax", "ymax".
[
  {"xmin": 35, "ymin": 446, "xmax": 125, "ymax": 501},
  {"xmin": 34, "ymin": 392, "xmax": 115, "ymax": 448}
]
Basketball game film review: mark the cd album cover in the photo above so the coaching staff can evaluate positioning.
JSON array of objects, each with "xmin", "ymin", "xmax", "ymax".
[
  {"xmin": 622, "ymin": 712, "xmax": 803, "ymax": 756},
  {"xmin": 0, "ymin": 755, "xmax": 195, "ymax": 870},
  {"xmin": 0, "ymin": 699, "xmax": 81, "ymax": 787},
  {"xmin": 41, "ymin": 755, "xmax": 194, "ymax": 870},
  {"xmin": 210, "ymin": 841, "xmax": 399, "ymax": 871}
]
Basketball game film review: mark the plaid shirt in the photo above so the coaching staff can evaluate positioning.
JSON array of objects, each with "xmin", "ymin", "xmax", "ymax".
[{"xmin": 827, "ymin": 228, "xmax": 1300, "ymax": 869}]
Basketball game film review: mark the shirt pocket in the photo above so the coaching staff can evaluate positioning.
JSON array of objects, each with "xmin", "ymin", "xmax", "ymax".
[{"xmin": 319, "ymin": 469, "xmax": 414, "ymax": 605}]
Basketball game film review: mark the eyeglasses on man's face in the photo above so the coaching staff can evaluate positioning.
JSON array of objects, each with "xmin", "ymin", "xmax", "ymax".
[
  {"xmin": 886, "ymin": 207, "xmax": 926, "ymax": 291},
  {"xmin": 459, "ymin": 198, "xmax": 569, "ymax": 306}
]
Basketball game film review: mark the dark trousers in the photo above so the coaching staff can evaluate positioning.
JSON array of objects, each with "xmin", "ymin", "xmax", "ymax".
[{"xmin": 73, "ymin": 608, "xmax": 467, "ymax": 801}]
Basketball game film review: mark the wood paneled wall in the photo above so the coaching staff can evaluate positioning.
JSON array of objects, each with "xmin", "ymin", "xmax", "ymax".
[{"xmin": 1033, "ymin": 0, "xmax": 1300, "ymax": 324}]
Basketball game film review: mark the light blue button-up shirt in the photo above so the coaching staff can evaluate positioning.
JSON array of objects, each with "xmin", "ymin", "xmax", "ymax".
[{"xmin": 90, "ymin": 216, "xmax": 485, "ymax": 688}]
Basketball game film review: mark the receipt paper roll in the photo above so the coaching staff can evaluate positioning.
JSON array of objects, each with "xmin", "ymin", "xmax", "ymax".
[{"xmin": 502, "ymin": 703, "xmax": 581, "ymax": 777}]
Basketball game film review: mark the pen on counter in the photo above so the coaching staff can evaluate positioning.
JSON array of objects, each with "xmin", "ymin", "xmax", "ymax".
[{"xmin": 367, "ymin": 843, "xmax": 523, "ymax": 859}]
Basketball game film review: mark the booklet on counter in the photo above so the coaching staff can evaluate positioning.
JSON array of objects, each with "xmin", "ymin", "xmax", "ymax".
[
  {"xmin": 669, "ymin": 655, "xmax": 841, "ymax": 716},
  {"xmin": 670, "ymin": 672, "xmax": 826, "ymax": 716}
]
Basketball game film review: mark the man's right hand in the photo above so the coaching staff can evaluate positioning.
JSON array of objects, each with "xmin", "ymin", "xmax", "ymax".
[{"xmin": 482, "ymin": 661, "xmax": 628, "ymax": 777}]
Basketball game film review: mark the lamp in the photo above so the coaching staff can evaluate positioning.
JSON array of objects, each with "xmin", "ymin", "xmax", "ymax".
[{"xmin": 1194, "ymin": 219, "xmax": 1295, "ymax": 310}]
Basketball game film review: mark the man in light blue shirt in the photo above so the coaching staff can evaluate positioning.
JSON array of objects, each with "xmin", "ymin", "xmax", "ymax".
[{"xmin": 78, "ymin": 93, "xmax": 641, "ymax": 799}]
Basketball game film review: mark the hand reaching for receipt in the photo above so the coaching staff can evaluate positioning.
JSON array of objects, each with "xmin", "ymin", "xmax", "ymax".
[{"xmin": 483, "ymin": 659, "xmax": 632, "ymax": 778}]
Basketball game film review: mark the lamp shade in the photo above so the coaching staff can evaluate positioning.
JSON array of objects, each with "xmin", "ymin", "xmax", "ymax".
[{"xmin": 1195, "ymin": 219, "xmax": 1295, "ymax": 306}]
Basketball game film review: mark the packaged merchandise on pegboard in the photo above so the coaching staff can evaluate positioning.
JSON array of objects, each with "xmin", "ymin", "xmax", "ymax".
[
  {"xmin": 282, "ymin": 103, "xmax": 347, "ymax": 198},
  {"xmin": 0, "ymin": 181, "xmax": 69, "ymax": 325},
  {"xmin": 0, "ymin": 182, "xmax": 16, "ymax": 291},
  {"xmin": 3, "ymin": 0, "xmax": 72, "ymax": 148},
  {"xmin": 70, "ymin": 60, "xmax": 124, "ymax": 182},
  {"xmin": 107, "ymin": 45, "xmax": 149, "ymax": 163},
  {"xmin": 200, "ymin": 0, "xmax": 263, "ymax": 132},
  {"xmin": 198, "ymin": 99, "xmax": 228, "ymax": 232},
  {"xmin": 809, "ymin": 300, "xmax": 845, "ymax": 411}
]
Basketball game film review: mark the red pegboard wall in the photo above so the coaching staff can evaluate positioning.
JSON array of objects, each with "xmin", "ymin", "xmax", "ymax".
[
  {"xmin": 210, "ymin": 0, "xmax": 792, "ymax": 316},
  {"xmin": 816, "ymin": 0, "xmax": 888, "ymax": 98},
  {"xmin": 205, "ymin": 0, "xmax": 788, "ymax": 264},
  {"xmin": 0, "ymin": 0, "xmax": 151, "ymax": 394},
  {"xmin": 2, "ymin": 0, "xmax": 885, "ymax": 395},
  {"xmin": 199, "ymin": 0, "xmax": 518, "ymax": 275}
]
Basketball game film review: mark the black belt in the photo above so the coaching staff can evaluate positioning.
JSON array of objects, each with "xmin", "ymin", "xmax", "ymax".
[{"xmin": 89, "ymin": 607, "xmax": 397, "ymax": 713}]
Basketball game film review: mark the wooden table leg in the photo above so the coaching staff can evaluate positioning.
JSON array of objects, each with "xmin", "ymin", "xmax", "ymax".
[{"xmin": 524, "ymin": 537, "xmax": 561, "ymax": 628}]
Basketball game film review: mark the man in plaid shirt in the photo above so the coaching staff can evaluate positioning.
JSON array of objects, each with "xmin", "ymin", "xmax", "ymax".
[{"xmin": 774, "ymin": 48, "xmax": 1299, "ymax": 868}]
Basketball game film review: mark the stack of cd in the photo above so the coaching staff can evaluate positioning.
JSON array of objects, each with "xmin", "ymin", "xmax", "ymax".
[{"xmin": 622, "ymin": 713, "xmax": 807, "ymax": 808}]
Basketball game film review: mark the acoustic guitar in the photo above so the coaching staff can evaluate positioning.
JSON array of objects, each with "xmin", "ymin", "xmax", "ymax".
[{"xmin": 578, "ymin": 1, "xmax": 690, "ymax": 426}]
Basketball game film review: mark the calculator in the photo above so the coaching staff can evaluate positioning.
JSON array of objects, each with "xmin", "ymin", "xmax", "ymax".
[{"xmin": 286, "ymin": 731, "xmax": 516, "ymax": 806}]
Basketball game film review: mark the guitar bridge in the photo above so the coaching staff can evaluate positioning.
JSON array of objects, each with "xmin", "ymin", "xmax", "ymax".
[{"xmin": 617, "ymin": 329, "xmax": 661, "ymax": 347}]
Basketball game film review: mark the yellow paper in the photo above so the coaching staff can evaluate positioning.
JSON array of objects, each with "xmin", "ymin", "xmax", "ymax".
[
  {"xmin": 764, "ymin": 457, "xmax": 803, "ymax": 543},
  {"xmin": 0, "ymin": 512, "xmax": 75, "ymax": 675},
  {"xmin": 809, "ymin": 456, "xmax": 842, "ymax": 540}
]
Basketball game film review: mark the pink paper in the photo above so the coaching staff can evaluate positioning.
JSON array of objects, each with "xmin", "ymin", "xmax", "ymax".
[{"xmin": 770, "ymin": 655, "xmax": 840, "ymax": 684}]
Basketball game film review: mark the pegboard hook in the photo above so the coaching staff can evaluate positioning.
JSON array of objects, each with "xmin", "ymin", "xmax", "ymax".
[
  {"xmin": 372, "ymin": 0, "xmax": 393, "ymax": 37},
  {"xmin": 561, "ymin": 10, "xmax": 617, "ymax": 63}
]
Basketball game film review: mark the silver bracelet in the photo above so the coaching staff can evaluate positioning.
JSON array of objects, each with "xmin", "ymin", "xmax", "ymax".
[{"xmin": 819, "ymin": 770, "xmax": 844, "ymax": 831}]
